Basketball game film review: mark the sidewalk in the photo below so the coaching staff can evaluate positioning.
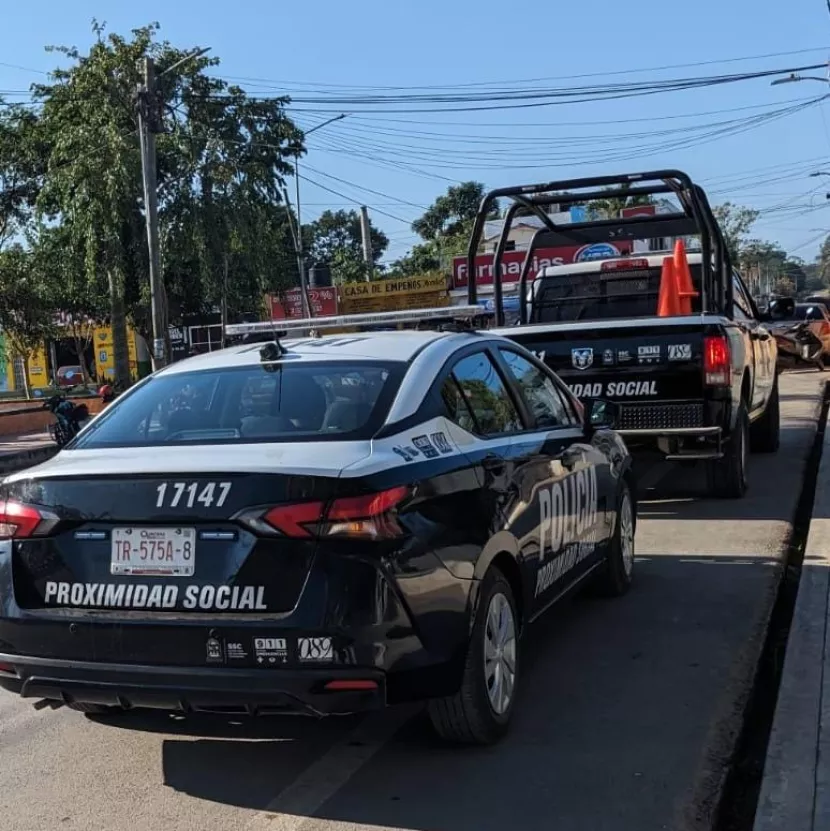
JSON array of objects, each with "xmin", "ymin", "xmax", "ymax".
[
  {"xmin": 0, "ymin": 430, "xmax": 57, "ymax": 475},
  {"xmin": 754, "ymin": 407, "xmax": 830, "ymax": 831}
]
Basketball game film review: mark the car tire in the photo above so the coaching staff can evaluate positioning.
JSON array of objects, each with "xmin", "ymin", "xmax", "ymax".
[
  {"xmin": 427, "ymin": 566, "xmax": 519, "ymax": 746},
  {"xmin": 749, "ymin": 376, "xmax": 780, "ymax": 454},
  {"xmin": 591, "ymin": 482, "xmax": 635, "ymax": 597},
  {"xmin": 706, "ymin": 403, "xmax": 749, "ymax": 499}
]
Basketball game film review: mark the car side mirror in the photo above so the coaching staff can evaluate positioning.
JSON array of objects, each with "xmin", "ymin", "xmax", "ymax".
[{"xmin": 584, "ymin": 398, "xmax": 619, "ymax": 433}]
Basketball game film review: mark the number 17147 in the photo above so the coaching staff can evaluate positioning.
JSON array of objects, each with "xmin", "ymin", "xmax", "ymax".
[{"xmin": 156, "ymin": 482, "xmax": 231, "ymax": 509}]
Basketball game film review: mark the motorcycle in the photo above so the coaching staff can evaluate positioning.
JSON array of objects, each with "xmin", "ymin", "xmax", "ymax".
[
  {"xmin": 43, "ymin": 394, "xmax": 90, "ymax": 448},
  {"xmin": 772, "ymin": 321, "xmax": 825, "ymax": 372}
]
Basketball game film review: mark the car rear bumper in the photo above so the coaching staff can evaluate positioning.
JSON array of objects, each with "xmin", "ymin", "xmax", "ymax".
[{"xmin": 0, "ymin": 653, "xmax": 386, "ymax": 716}]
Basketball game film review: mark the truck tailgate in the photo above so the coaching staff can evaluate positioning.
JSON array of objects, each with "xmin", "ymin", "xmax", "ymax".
[{"xmin": 502, "ymin": 318, "xmax": 713, "ymax": 431}]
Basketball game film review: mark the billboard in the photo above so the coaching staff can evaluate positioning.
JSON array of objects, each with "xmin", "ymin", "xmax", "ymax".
[
  {"xmin": 452, "ymin": 242, "xmax": 633, "ymax": 288},
  {"xmin": 268, "ymin": 287, "xmax": 339, "ymax": 319}
]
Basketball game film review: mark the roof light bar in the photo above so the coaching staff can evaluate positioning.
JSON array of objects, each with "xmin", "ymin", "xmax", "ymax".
[{"xmin": 225, "ymin": 305, "xmax": 488, "ymax": 337}]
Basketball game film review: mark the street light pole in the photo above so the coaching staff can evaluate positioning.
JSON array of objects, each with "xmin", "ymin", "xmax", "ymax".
[{"xmin": 294, "ymin": 113, "xmax": 347, "ymax": 317}]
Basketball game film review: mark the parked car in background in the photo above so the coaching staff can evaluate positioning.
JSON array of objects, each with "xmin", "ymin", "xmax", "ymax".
[
  {"xmin": 56, "ymin": 366, "xmax": 84, "ymax": 388},
  {"xmin": 767, "ymin": 298, "xmax": 830, "ymax": 364}
]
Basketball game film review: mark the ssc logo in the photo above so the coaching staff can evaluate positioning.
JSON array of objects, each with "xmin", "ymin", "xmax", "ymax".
[
  {"xmin": 571, "ymin": 348, "xmax": 594, "ymax": 371},
  {"xmin": 574, "ymin": 243, "xmax": 621, "ymax": 262}
]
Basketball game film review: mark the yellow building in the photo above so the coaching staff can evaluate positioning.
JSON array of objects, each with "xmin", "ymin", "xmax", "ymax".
[{"xmin": 4, "ymin": 324, "xmax": 142, "ymax": 394}]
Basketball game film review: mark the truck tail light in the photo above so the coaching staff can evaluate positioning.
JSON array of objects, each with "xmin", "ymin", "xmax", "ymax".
[
  {"xmin": 238, "ymin": 486, "xmax": 411, "ymax": 541},
  {"xmin": 0, "ymin": 501, "xmax": 58, "ymax": 540},
  {"xmin": 703, "ymin": 335, "xmax": 731, "ymax": 387}
]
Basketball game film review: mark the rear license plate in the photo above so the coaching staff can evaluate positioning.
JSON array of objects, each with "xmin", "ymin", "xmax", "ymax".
[{"xmin": 111, "ymin": 527, "xmax": 196, "ymax": 576}]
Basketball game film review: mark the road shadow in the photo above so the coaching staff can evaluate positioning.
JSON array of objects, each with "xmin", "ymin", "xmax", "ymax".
[
  {"xmin": 636, "ymin": 420, "xmax": 819, "ymax": 523},
  {"xmin": 152, "ymin": 554, "xmax": 780, "ymax": 831}
]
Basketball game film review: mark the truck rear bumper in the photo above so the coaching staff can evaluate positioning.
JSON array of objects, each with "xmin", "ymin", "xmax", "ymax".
[{"xmin": 618, "ymin": 426, "xmax": 724, "ymax": 461}]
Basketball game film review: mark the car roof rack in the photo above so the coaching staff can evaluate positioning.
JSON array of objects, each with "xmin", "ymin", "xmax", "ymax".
[
  {"xmin": 224, "ymin": 304, "xmax": 491, "ymax": 340},
  {"xmin": 465, "ymin": 169, "xmax": 732, "ymax": 326}
]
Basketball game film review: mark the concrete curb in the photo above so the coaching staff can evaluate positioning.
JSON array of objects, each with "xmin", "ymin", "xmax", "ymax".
[
  {"xmin": 0, "ymin": 445, "xmax": 58, "ymax": 476},
  {"xmin": 754, "ymin": 407, "xmax": 830, "ymax": 831}
]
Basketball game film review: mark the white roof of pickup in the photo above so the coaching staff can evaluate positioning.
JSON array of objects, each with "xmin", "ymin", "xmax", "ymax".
[{"xmin": 537, "ymin": 250, "xmax": 703, "ymax": 280}]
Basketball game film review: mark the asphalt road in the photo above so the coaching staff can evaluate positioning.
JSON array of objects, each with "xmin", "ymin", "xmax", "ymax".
[{"xmin": 0, "ymin": 371, "xmax": 825, "ymax": 831}]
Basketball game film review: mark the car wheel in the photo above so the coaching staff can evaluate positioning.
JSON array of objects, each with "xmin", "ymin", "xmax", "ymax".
[
  {"xmin": 427, "ymin": 566, "xmax": 519, "ymax": 746},
  {"xmin": 749, "ymin": 375, "xmax": 780, "ymax": 454},
  {"xmin": 591, "ymin": 482, "xmax": 635, "ymax": 597},
  {"xmin": 706, "ymin": 403, "xmax": 749, "ymax": 499}
]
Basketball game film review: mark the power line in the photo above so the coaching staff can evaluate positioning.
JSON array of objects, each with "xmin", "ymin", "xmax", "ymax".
[{"xmin": 210, "ymin": 46, "xmax": 830, "ymax": 92}]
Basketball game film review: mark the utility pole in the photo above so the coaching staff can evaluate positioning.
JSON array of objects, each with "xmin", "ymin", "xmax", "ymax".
[
  {"xmin": 294, "ymin": 165, "xmax": 311, "ymax": 318},
  {"xmin": 292, "ymin": 113, "xmax": 348, "ymax": 314},
  {"xmin": 360, "ymin": 205, "xmax": 374, "ymax": 281},
  {"xmin": 136, "ymin": 47, "xmax": 210, "ymax": 368},
  {"xmin": 137, "ymin": 57, "xmax": 166, "ymax": 369}
]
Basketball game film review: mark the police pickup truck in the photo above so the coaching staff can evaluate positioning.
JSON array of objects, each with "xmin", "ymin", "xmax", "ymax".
[{"xmin": 466, "ymin": 170, "xmax": 779, "ymax": 498}]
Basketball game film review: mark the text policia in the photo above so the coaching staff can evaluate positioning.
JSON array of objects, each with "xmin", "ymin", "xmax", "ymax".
[
  {"xmin": 535, "ymin": 466, "xmax": 600, "ymax": 598},
  {"xmin": 43, "ymin": 581, "xmax": 267, "ymax": 611}
]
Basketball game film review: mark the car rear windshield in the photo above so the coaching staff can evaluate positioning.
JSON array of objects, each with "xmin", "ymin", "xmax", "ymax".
[
  {"xmin": 72, "ymin": 361, "xmax": 403, "ymax": 449},
  {"xmin": 530, "ymin": 263, "xmax": 703, "ymax": 323}
]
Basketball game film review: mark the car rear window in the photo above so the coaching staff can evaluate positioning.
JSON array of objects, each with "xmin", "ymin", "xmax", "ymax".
[
  {"xmin": 531, "ymin": 264, "xmax": 703, "ymax": 323},
  {"xmin": 72, "ymin": 361, "xmax": 403, "ymax": 448}
]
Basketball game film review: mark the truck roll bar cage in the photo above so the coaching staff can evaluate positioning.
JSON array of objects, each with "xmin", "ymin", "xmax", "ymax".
[{"xmin": 465, "ymin": 170, "xmax": 733, "ymax": 326}]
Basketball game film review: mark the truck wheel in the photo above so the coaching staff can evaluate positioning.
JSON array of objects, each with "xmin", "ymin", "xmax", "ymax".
[
  {"xmin": 749, "ymin": 376, "xmax": 780, "ymax": 454},
  {"xmin": 427, "ymin": 567, "xmax": 519, "ymax": 746},
  {"xmin": 706, "ymin": 404, "xmax": 749, "ymax": 498},
  {"xmin": 591, "ymin": 482, "xmax": 635, "ymax": 597}
]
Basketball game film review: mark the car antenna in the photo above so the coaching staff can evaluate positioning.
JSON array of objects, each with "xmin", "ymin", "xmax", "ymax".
[{"xmin": 259, "ymin": 340, "xmax": 284, "ymax": 363}]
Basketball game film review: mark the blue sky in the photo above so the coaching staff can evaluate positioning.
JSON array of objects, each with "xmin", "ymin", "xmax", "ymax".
[{"xmin": 3, "ymin": 0, "xmax": 830, "ymax": 265}]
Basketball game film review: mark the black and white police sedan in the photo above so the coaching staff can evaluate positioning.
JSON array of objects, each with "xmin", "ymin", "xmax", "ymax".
[{"xmin": 0, "ymin": 322, "xmax": 635, "ymax": 745}]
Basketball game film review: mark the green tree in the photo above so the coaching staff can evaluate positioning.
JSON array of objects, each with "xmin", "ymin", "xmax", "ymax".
[
  {"xmin": 0, "ymin": 102, "xmax": 43, "ymax": 252},
  {"xmin": 31, "ymin": 223, "xmax": 108, "ymax": 383},
  {"xmin": 305, "ymin": 209, "xmax": 388, "ymax": 283},
  {"xmin": 712, "ymin": 202, "xmax": 760, "ymax": 264},
  {"xmin": 412, "ymin": 181, "xmax": 496, "ymax": 241},
  {"xmin": 0, "ymin": 245, "xmax": 56, "ymax": 398}
]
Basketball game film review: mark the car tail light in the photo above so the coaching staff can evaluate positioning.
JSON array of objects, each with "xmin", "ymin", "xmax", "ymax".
[
  {"xmin": 600, "ymin": 259, "xmax": 650, "ymax": 271},
  {"xmin": 0, "ymin": 662, "xmax": 14, "ymax": 674},
  {"xmin": 703, "ymin": 335, "xmax": 731, "ymax": 386},
  {"xmin": 0, "ymin": 501, "xmax": 57, "ymax": 540},
  {"xmin": 239, "ymin": 486, "xmax": 411, "ymax": 541},
  {"xmin": 820, "ymin": 321, "xmax": 830, "ymax": 337}
]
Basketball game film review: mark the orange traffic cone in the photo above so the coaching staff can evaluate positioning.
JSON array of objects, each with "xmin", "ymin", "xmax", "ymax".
[
  {"xmin": 673, "ymin": 239, "xmax": 699, "ymax": 315},
  {"xmin": 657, "ymin": 256, "xmax": 681, "ymax": 317}
]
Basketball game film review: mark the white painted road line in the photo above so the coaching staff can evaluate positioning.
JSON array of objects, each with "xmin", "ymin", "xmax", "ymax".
[{"xmin": 244, "ymin": 704, "xmax": 419, "ymax": 831}]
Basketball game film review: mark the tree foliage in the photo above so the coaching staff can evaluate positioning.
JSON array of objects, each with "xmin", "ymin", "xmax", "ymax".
[
  {"xmin": 305, "ymin": 209, "xmax": 388, "ymax": 283},
  {"xmin": 412, "ymin": 181, "xmax": 495, "ymax": 241},
  {"xmin": 712, "ymin": 202, "xmax": 760, "ymax": 265},
  {"xmin": 10, "ymin": 20, "xmax": 306, "ymax": 384}
]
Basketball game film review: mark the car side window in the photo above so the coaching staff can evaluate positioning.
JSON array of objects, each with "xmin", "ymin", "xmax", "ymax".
[
  {"xmin": 498, "ymin": 349, "xmax": 576, "ymax": 429},
  {"xmin": 441, "ymin": 376, "xmax": 477, "ymax": 433},
  {"xmin": 444, "ymin": 352, "xmax": 522, "ymax": 436}
]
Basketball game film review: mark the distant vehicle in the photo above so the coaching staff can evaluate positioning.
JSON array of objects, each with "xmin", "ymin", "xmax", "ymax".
[
  {"xmin": 466, "ymin": 169, "xmax": 780, "ymax": 499},
  {"xmin": 766, "ymin": 297, "xmax": 830, "ymax": 367},
  {"xmin": 0, "ymin": 310, "xmax": 636, "ymax": 746},
  {"xmin": 56, "ymin": 366, "xmax": 84, "ymax": 388}
]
